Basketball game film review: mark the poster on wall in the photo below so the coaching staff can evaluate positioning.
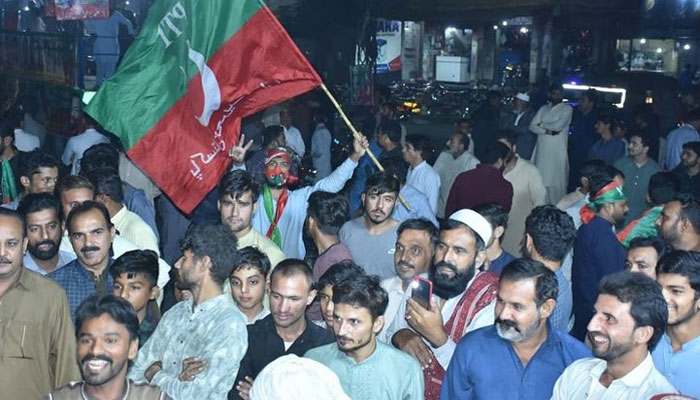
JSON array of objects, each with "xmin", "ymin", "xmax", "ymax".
[
  {"xmin": 55, "ymin": 0, "xmax": 109, "ymax": 20},
  {"xmin": 376, "ymin": 19, "xmax": 402, "ymax": 74}
]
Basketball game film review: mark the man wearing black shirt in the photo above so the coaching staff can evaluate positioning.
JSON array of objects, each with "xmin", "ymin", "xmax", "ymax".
[{"xmin": 229, "ymin": 259, "xmax": 334, "ymax": 400}]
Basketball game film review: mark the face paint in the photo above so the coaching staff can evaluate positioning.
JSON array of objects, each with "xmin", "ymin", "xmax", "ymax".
[{"xmin": 265, "ymin": 166, "xmax": 298, "ymax": 187}]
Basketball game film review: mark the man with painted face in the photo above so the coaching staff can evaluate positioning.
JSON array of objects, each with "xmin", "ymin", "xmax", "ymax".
[
  {"xmin": 230, "ymin": 133, "xmax": 368, "ymax": 259},
  {"xmin": 391, "ymin": 209, "xmax": 499, "ymax": 400},
  {"xmin": 44, "ymin": 295, "xmax": 169, "ymax": 399}
]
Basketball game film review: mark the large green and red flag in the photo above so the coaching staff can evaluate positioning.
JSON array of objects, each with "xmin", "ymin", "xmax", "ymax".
[{"xmin": 85, "ymin": 0, "xmax": 322, "ymax": 213}]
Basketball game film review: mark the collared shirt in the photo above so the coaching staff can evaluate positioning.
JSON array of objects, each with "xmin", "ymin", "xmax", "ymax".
[
  {"xmin": 387, "ymin": 275, "xmax": 497, "ymax": 369},
  {"xmin": 112, "ymin": 206, "xmax": 159, "ymax": 254},
  {"xmin": 13, "ymin": 128, "xmax": 40, "ymax": 151},
  {"xmin": 614, "ymin": 156, "xmax": 661, "ymax": 225},
  {"xmin": 61, "ymin": 128, "xmax": 111, "ymax": 175},
  {"xmin": 433, "ymin": 151, "xmax": 480, "ymax": 218},
  {"xmin": 0, "ymin": 269, "xmax": 80, "ymax": 399},
  {"xmin": 392, "ymin": 184, "xmax": 439, "ymax": 227},
  {"xmin": 234, "ymin": 305, "xmax": 269, "ymax": 325},
  {"xmin": 140, "ymin": 305, "xmax": 161, "ymax": 349},
  {"xmin": 652, "ymin": 333, "xmax": 700, "ymax": 398},
  {"xmin": 229, "ymin": 315, "xmax": 335, "ymax": 399},
  {"xmin": 248, "ymin": 158, "xmax": 358, "ymax": 259},
  {"xmin": 45, "ymin": 379, "xmax": 170, "ymax": 400},
  {"xmin": 129, "ymin": 294, "xmax": 248, "ymax": 399},
  {"xmin": 23, "ymin": 250, "xmax": 74, "ymax": 275},
  {"xmin": 237, "ymin": 228, "xmax": 286, "ymax": 268},
  {"xmin": 339, "ymin": 217, "xmax": 398, "ymax": 280},
  {"xmin": 445, "ymin": 164, "xmax": 514, "ymax": 216},
  {"xmin": 378, "ymin": 276, "xmax": 408, "ymax": 343},
  {"xmin": 48, "ymin": 259, "xmax": 114, "ymax": 320},
  {"xmin": 587, "ymin": 137, "xmax": 626, "ymax": 165},
  {"xmin": 671, "ymin": 165, "xmax": 700, "ymax": 199},
  {"xmin": 406, "ymin": 160, "xmax": 441, "ymax": 215},
  {"xmin": 665, "ymin": 124, "xmax": 699, "ymax": 170},
  {"xmin": 551, "ymin": 354, "xmax": 676, "ymax": 400},
  {"xmin": 550, "ymin": 268, "xmax": 573, "ymax": 332},
  {"xmin": 440, "ymin": 322, "xmax": 591, "ymax": 400},
  {"xmin": 123, "ymin": 182, "xmax": 159, "ymax": 242},
  {"xmin": 571, "ymin": 216, "xmax": 626, "ymax": 340},
  {"xmin": 305, "ymin": 342, "xmax": 424, "ymax": 400}
]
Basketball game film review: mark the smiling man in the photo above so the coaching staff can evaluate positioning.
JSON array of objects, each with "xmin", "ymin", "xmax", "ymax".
[
  {"xmin": 552, "ymin": 271, "xmax": 675, "ymax": 399},
  {"xmin": 44, "ymin": 295, "xmax": 168, "ymax": 400},
  {"xmin": 18, "ymin": 193, "xmax": 74, "ymax": 275},
  {"xmin": 49, "ymin": 201, "xmax": 116, "ymax": 320},
  {"xmin": 652, "ymin": 250, "xmax": 700, "ymax": 398}
]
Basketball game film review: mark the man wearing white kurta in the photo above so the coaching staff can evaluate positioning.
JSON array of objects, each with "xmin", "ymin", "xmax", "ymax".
[
  {"xmin": 530, "ymin": 86, "xmax": 573, "ymax": 204},
  {"xmin": 433, "ymin": 132, "xmax": 480, "ymax": 218}
]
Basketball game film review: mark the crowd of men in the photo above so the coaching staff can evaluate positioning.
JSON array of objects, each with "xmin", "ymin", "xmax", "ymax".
[{"xmin": 1, "ymin": 80, "xmax": 700, "ymax": 400}]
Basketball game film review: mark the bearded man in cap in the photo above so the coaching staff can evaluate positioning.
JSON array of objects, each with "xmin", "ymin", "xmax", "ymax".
[
  {"xmin": 506, "ymin": 92, "xmax": 537, "ymax": 160},
  {"xmin": 390, "ymin": 209, "xmax": 499, "ymax": 400},
  {"xmin": 229, "ymin": 133, "xmax": 369, "ymax": 259}
]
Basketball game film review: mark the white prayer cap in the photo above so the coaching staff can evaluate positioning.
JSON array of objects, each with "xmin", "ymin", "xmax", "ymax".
[
  {"xmin": 515, "ymin": 93, "xmax": 530, "ymax": 102},
  {"xmin": 448, "ymin": 209, "xmax": 493, "ymax": 246},
  {"xmin": 249, "ymin": 355, "xmax": 350, "ymax": 400}
]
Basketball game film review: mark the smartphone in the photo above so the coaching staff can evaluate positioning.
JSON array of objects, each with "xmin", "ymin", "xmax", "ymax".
[{"xmin": 411, "ymin": 277, "xmax": 433, "ymax": 310}]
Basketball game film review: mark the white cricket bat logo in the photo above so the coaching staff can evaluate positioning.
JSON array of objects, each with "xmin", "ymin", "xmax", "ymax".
[{"xmin": 187, "ymin": 43, "xmax": 221, "ymax": 127}]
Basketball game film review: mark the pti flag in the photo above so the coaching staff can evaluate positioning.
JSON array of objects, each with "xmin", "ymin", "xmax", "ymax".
[{"xmin": 85, "ymin": 0, "xmax": 322, "ymax": 213}]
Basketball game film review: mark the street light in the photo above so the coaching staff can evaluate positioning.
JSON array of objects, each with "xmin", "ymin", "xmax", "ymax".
[
  {"xmin": 493, "ymin": 25, "xmax": 499, "ymax": 30},
  {"xmin": 502, "ymin": 21, "xmax": 508, "ymax": 26},
  {"xmin": 520, "ymin": 27, "xmax": 529, "ymax": 34},
  {"xmin": 684, "ymin": 44, "xmax": 691, "ymax": 51},
  {"xmin": 656, "ymin": 48, "xmax": 663, "ymax": 54},
  {"xmin": 640, "ymin": 38, "xmax": 647, "ymax": 44}
]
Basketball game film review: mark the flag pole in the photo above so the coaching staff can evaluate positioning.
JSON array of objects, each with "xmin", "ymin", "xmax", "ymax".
[{"xmin": 319, "ymin": 83, "xmax": 412, "ymax": 211}]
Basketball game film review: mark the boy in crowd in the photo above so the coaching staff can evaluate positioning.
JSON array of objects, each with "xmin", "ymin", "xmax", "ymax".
[
  {"xmin": 230, "ymin": 247, "xmax": 272, "ymax": 324},
  {"xmin": 110, "ymin": 249, "xmax": 161, "ymax": 347}
]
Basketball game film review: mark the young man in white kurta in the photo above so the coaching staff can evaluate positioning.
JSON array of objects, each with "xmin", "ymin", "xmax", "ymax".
[{"xmin": 530, "ymin": 86, "xmax": 573, "ymax": 204}]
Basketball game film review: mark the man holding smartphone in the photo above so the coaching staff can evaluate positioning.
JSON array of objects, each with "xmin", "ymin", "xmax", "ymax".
[{"xmin": 391, "ymin": 209, "xmax": 499, "ymax": 400}]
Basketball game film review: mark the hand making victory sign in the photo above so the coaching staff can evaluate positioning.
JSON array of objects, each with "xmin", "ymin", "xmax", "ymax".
[{"xmin": 229, "ymin": 134, "xmax": 254, "ymax": 166}]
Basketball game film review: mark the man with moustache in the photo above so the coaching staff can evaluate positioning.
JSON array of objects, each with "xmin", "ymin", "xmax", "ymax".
[
  {"xmin": 552, "ymin": 271, "xmax": 675, "ymax": 399},
  {"xmin": 572, "ymin": 177, "xmax": 628, "ymax": 340},
  {"xmin": 305, "ymin": 274, "xmax": 424, "ymax": 399},
  {"xmin": 340, "ymin": 172, "xmax": 401, "ymax": 279},
  {"xmin": 49, "ymin": 201, "xmax": 116, "ymax": 319},
  {"xmin": 653, "ymin": 251, "xmax": 700, "ymax": 398},
  {"xmin": 0, "ymin": 208, "xmax": 79, "ymax": 399},
  {"xmin": 441, "ymin": 259, "xmax": 591, "ymax": 399},
  {"xmin": 229, "ymin": 259, "xmax": 334, "ymax": 400},
  {"xmin": 391, "ymin": 209, "xmax": 499, "ymax": 400},
  {"xmin": 657, "ymin": 193, "xmax": 700, "ymax": 251},
  {"xmin": 625, "ymin": 236, "xmax": 670, "ymax": 281},
  {"xmin": 379, "ymin": 218, "xmax": 439, "ymax": 343},
  {"xmin": 129, "ymin": 224, "xmax": 247, "ymax": 399},
  {"xmin": 18, "ymin": 193, "xmax": 74, "ymax": 274},
  {"xmin": 45, "ymin": 295, "xmax": 169, "ymax": 399}
]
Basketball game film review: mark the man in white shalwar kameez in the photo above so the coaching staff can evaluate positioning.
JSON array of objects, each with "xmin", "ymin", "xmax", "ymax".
[
  {"xmin": 433, "ymin": 132, "xmax": 480, "ymax": 218},
  {"xmin": 530, "ymin": 85, "xmax": 573, "ymax": 204}
]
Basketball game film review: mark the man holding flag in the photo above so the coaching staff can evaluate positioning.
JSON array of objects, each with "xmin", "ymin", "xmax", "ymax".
[{"xmin": 229, "ymin": 133, "xmax": 368, "ymax": 259}]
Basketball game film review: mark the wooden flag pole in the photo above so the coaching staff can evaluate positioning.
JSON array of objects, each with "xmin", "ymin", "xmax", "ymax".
[{"xmin": 320, "ymin": 83, "xmax": 412, "ymax": 211}]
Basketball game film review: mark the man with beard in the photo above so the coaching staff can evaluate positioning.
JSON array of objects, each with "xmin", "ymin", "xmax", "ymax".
[
  {"xmin": 4, "ymin": 149, "xmax": 60, "ymax": 210},
  {"xmin": 379, "ymin": 218, "xmax": 438, "ymax": 343},
  {"xmin": 657, "ymin": 193, "xmax": 700, "ymax": 251},
  {"xmin": 552, "ymin": 271, "xmax": 675, "ymax": 399},
  {"xmin": 0, "ymin": 208, "xmax": 79, "ymax": 399},
  {"xmin": 653, "ymin": 251, "xmax": 700, "ymax": 398},
  {"xmin": 530, "ymin": 84, "xmax": 574, "ymax": 204},
  {"xmin": 18, "ymin": 193, "xmax": 73, "ymax": 274},
  {"xmin": 305, "ymin": 274, "xmax": 424, "ymax": 399},
  {"xmin": 229, "ymin": 259, "xmax": 334, "ymax": 400},
  {"xmin": 433, "ymin": 130, "xmax": 480, "ymax": 218},
  {"xmin": 671, "ymin": 141, "xmax": 700, "ymax": 198},
  {"xmin": 49, "ymin": 201, "xmax": 116, "ymax": 319},
  {"xmin": 391, "ymin": 209, "xmax": 499, "ymax": 400},
  {"xmin": 44, "ymin": 295, "xmax": 168, "ymax": 399},
  {"xmin": 129, "ymin": 224, "xmax": 247, "ymax": 399},
  {"xmin": 230, "ymin": 132, "xmax": 368, "ymax": 259},
  {"xmin": 614, "ymin": 132, "xmax": 661, "ymax": 225},
  {"xmin": 522, "ymin": 205, "xmax": 577, "ymax": 332},
  {"xmin": 441, "ymin": 259, "xmax": 590, "ymax": 399},
  {"xmin": 340, "ymin": 172, "xmax": 400, "ymax": 279},
  {"xmin": 218, "ymin": 170, "xmax": 285, "ymax": 269},
  {"xmin": 571, "ymin": 177, "xmax": 628, "ymax": 340}
]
